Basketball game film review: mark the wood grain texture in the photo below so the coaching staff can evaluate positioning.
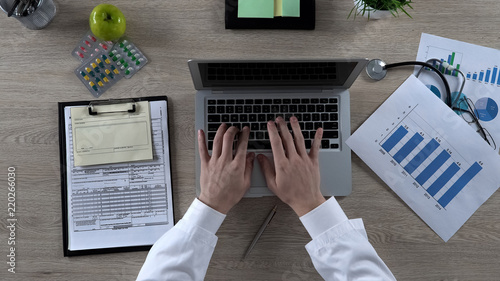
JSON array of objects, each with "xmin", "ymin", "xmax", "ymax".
[{"xmin": 1, "ymin": 0, "xmax": 500, "ymax": 280}]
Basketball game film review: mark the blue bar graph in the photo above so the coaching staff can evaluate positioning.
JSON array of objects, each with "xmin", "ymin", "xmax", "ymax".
[
  {"xmin": 427, "ymin": 163, "xmax": 460, "ymax": 196},
  {"xmin": 415, "ymin": 150, "xmax": 451, "ymax": 185},
  {"xmin": 404, "ymin": 139, "xmax": 440, "ymax": 174},
  {"xmin": 393, "ymin": 133, "xmax": 424, "ymax": 163},
  {"xmin": 438, "ymin": 162, "xmax": 483, "ymax": 207},
  {"xmin": 381, "ymin": 121, "xmax": 484, "ymax": 208},
  {"xmin": 485, "ymin": 69, "xmax": 491, "ymax": 83},
  {"xmin": 382, "ymin": 126, "xmax": 408, "ymax": 152},
  {"xmin": 465, "ymin": 65, "xmax": 500, "ymax": 86}
]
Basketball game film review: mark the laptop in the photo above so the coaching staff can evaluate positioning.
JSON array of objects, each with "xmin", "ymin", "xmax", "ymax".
[{"xmin": 189, "ymin": 59, "xmax": 368, "ymax": 197}]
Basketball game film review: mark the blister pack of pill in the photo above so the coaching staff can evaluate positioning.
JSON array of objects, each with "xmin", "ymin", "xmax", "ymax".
[
  {"xmin": 72, "ymin": 31, "xmax": 114, "ymax": 62},
  {"xmin": 72, "ymin": 31, "xmax": 149, "ymax": 98},
  {"xmin": 108, "ymin": 38, "xmax": 148, "ymax": 78},
  {"xmin": 74, "ymin": 51, "xmax": 124, "ymax": 98}
]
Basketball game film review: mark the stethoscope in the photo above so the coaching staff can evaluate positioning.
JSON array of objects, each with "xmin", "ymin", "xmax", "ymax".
[
  {"xmin": 365, "ymin": 58, "xmax": 467, "ymax": 108},
  {"xmin": 365, "ymin": 58, "xmax": 492, "ymax": 147}
]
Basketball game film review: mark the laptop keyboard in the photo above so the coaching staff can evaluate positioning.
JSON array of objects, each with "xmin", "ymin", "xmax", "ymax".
[{"xmin": 206, "ymin": 97, "xmax": 340, "ymax": 150}]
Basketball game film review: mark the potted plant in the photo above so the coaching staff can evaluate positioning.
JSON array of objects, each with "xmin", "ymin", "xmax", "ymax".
[{"xmin": 349, "ymin": 0, "xmax": 413, "ymax": 19}]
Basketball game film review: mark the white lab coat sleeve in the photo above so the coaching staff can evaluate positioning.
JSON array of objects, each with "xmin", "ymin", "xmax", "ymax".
[
  {"xmin": 300, "ymin": 197, "xmax": 397, "ymax": 281},
  {"xmin": 136, "ymin": 198, "xmax": 226, "ymax": 281}
]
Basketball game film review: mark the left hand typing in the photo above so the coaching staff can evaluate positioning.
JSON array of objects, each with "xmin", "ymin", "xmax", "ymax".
[{"xmin": 198, "ymin": 124, "xmax": 255, "ymax": 214}]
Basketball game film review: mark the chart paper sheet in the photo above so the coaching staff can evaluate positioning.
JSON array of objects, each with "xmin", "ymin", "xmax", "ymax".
[
  {"xmin": 346, "ymin": 75, "xmax": 500, "ymax": 241},
  {"xmin": 415, "ymin": 33, "xmax": 500, "ymax": 153}
]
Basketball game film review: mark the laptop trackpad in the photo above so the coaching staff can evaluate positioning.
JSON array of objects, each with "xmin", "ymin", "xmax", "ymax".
[
  {"xmin": 247, "ymin": 153, "xmax": 274, "ymax": 196},
  {"xmin": 250, "ymin": 153, "xmax": 272, "ymax": 186}
]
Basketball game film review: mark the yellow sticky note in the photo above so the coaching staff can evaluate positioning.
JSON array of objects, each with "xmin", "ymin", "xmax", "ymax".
[
  {"xmin": 238, "ymin": 0, "xmax": 275, "ymax": 18},
  {"xmin": 274, "ymin": 0, "xmax": 283, "ymax": 17}
]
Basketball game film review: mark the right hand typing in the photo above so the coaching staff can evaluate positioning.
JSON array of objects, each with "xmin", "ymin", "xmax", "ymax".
[{"xmin": 257, "ymin": 117, "xmax": 326, "ymax": 217}]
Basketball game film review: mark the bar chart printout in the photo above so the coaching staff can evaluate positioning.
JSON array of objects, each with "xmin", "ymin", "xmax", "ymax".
[
  {"xmin": 346, "ymin": 75, "xmax": 500, "ymax": 242},
  {"xmin": 416, "ymin": 33, "xmax": 500, "ymax": 153}
]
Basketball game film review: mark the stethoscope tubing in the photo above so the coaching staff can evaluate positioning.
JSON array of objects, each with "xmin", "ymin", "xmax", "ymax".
[{"xmin": 384, "ymin": 61, "xmax": 452, "ymax": 107}]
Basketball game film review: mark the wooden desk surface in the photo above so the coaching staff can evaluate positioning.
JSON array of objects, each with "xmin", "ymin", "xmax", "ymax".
[{"xmin": 2, "ymin": 0, "xmax": 500, "ymax": 280}]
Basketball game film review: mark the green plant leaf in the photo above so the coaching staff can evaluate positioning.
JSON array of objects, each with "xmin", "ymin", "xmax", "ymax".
[{"xmin": 348, "ymin": 0, "xmax": 413, "ymax": 19}]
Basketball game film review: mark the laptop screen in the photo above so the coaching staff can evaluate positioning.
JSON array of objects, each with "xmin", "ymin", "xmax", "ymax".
[{"xmin": 189, "ymin": 60, "xmax": 364, "ymax": 89}]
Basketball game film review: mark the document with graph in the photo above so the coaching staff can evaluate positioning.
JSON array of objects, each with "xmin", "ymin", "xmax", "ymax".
[
  {"xmin": 415, "ymin": 33, "xmax": 500, "ymax": 153},
  {"xmin": 58, "ymin": 97, "xmax": 173, "ymax": 256},
  {"xmin": 346, "ymin": 75, "xmax": 500, "ymax": 242}
]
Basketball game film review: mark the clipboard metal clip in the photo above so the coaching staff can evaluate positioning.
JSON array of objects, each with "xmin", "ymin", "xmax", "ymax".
[{"xmin": 88, "ymin": 99, "xmax": 137, "ymax": 115}]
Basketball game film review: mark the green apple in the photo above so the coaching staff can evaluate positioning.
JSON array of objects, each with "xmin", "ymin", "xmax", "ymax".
[{"xmin": 89, "ymin": 4, "xmax": 126, "ymax": 41}]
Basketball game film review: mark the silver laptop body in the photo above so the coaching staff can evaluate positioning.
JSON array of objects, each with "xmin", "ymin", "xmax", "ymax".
[{"xmin": 189, "ymin": 59, "xmax": 368, "ymax": 197}]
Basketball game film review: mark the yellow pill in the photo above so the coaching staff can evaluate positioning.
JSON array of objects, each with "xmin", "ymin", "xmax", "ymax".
[
  {"xmin": 91, "ymin": 63, "xmax": 97, "ymax": 68},
  {"xmin": 89, "ymin": 81, "xmax": 95, "ymax": 86},
  {"xmin": 96, "ymin": 58, "xmax": 101, "ymax": 64},
  {"xmin": 105, "ymin": 59, "xmax": 111, "ymax": 64},
  {"xmin": 103, "ymin": 77, "xmax": 109, "ymax": 83},
  {"xmin": 113, "ymin": 69, "xmax": 119, "ymax": 74},
  {"xmin": 85, "ymin": 67, "xmax": 91, "ymax": 72},
  {"xmin": 97, "ymin": 81, "xmax": 104, "ymax": 87},
  {"xmin": 105, "ymin": 69, "xmax": 111, "ymax": 74}
]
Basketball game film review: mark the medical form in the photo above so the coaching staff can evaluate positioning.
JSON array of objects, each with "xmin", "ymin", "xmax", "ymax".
[{"xmin": 60, "ymin": 98, "xmax": 174, "ymax": 254}]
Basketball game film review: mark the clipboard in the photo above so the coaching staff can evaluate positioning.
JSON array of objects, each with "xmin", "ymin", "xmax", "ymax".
[
  {"xmin": 225, "ymin": 0, "xmax": 315, "ymax": 30},
  {"xmin": 58, "ymin": 96, "xmax": 174, "ymax": 256}
]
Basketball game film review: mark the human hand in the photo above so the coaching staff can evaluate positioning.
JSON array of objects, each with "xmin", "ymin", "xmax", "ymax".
[
  {"xmin": 257, "ymin": 117, "xmax": 325, "ymax": 217},
  {"xmin": 198, "ymin": 124, "xmax": 255, "ymax": 214}
]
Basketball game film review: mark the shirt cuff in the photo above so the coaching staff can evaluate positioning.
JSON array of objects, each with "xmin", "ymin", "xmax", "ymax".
[
  {"xmin": 299, "ymin": 197, "xmax": 349, "ymax": 239},
  {"xmin": 182, "ymin": 198, "xmax": 227, "ymax": 234}
]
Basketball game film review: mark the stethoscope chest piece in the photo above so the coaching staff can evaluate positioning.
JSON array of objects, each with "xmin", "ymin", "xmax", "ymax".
[{"xmin": 366, "ymin": 59, "xmax": 387, "ymax": 81}]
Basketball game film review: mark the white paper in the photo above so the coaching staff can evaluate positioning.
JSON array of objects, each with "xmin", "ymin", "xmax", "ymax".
[
  {"xmin": 346, "ymin": 75, "xmax": 500, "ymax": 242},
  {"xmin": 64, "ymin": 100, "xmax": 173, "ymax": 251},
  {"xmin": 415, "ymin": 33, "xmax": 500, "ymax": 153}
]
